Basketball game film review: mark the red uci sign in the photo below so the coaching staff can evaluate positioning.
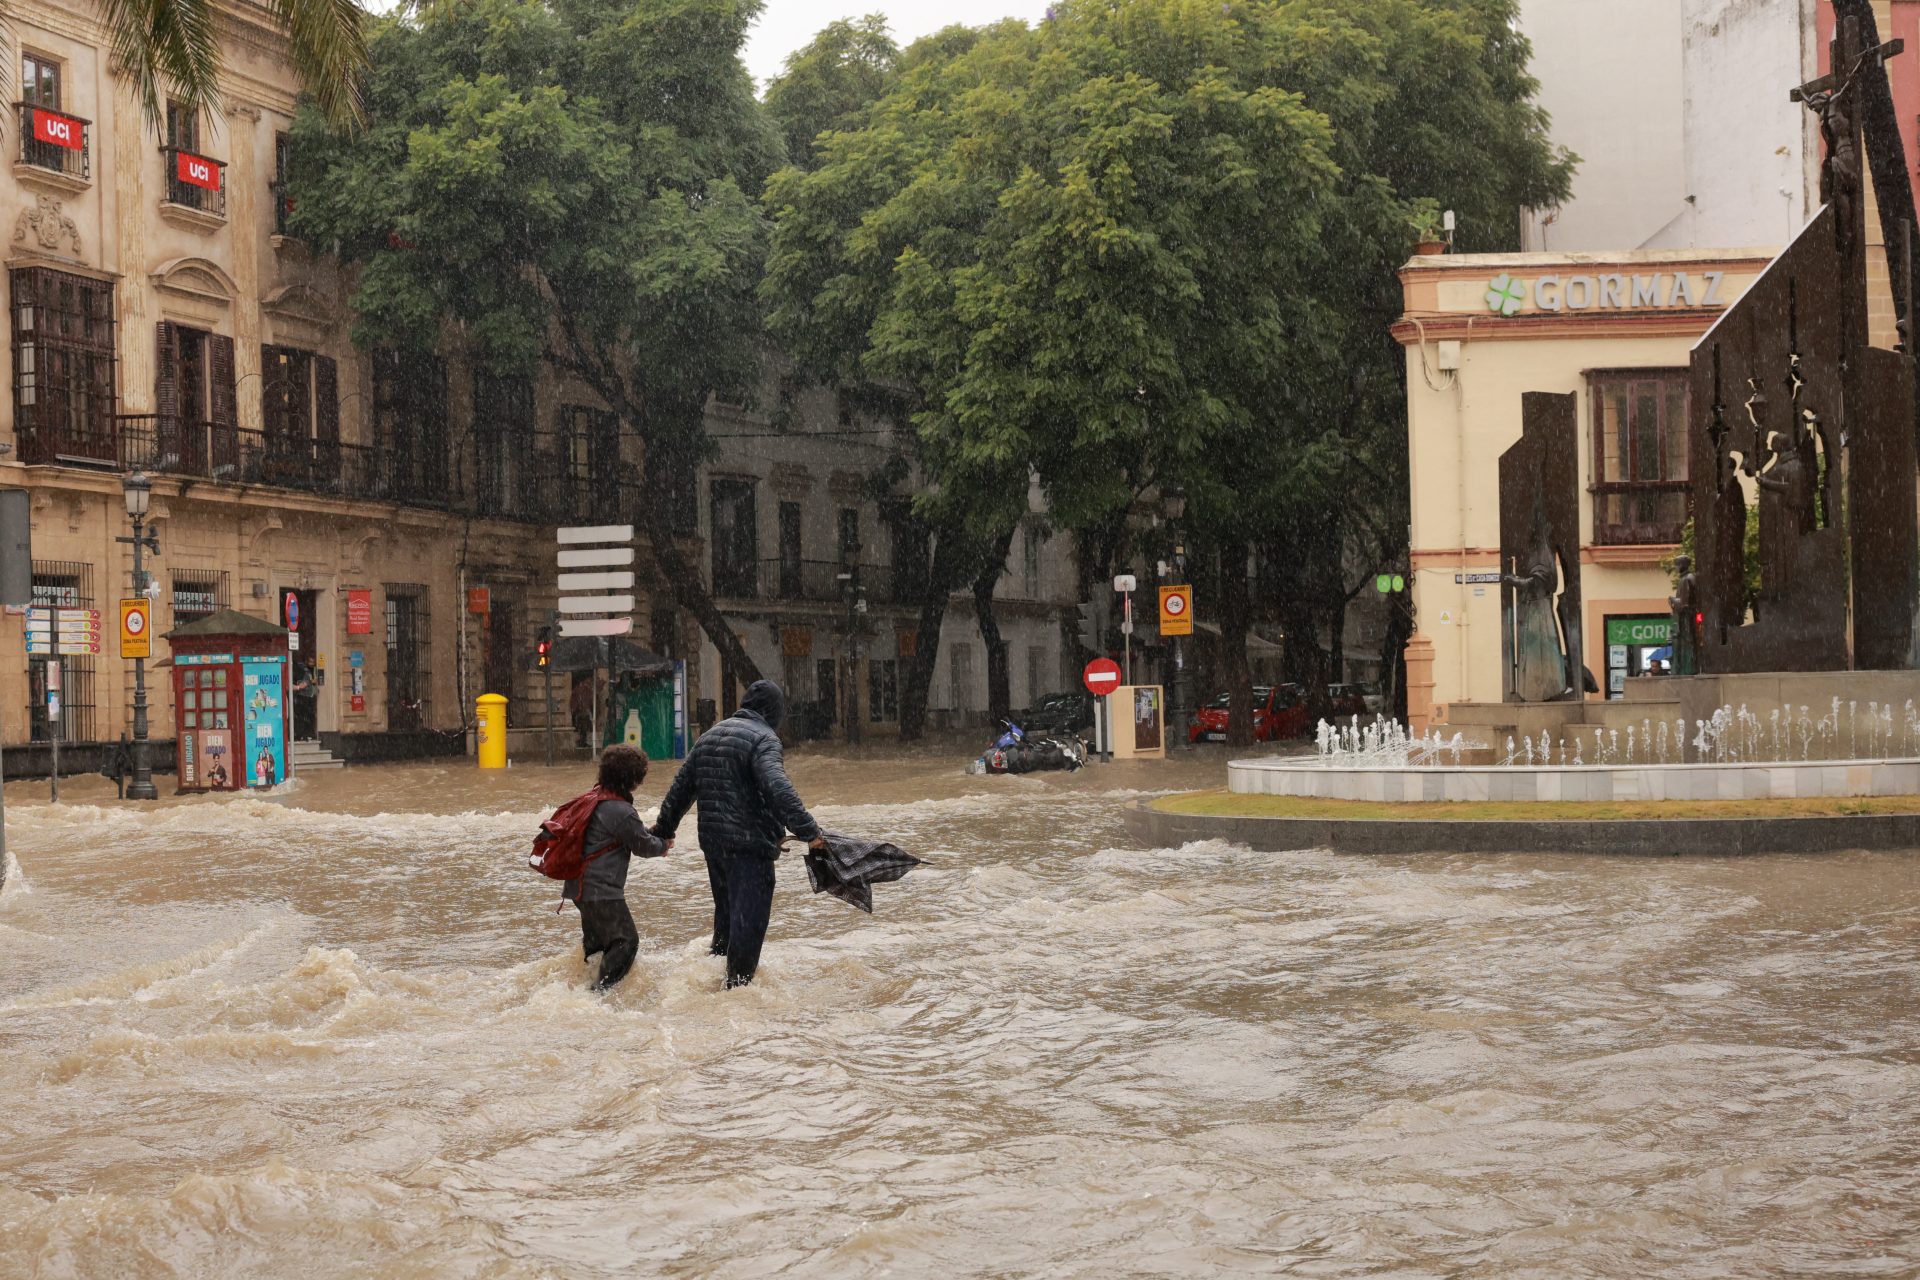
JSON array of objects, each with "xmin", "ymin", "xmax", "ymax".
[
  {"xmin": 31, "ymin": 109, "xmax": 83, "ymax": 150},
  {"xmin": 175, "ymin": 150, "xmax": 220, "ymax": 191}
]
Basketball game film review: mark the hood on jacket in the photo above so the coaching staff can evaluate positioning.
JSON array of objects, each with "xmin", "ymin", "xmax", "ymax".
[{"xmin": 740, "ymin": 679, "xmax": 787, "ymax": 731}]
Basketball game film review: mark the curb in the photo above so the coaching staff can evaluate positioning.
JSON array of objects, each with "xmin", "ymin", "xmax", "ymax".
[{"xmin": 1122, "ymin": 797, "xmax": 1920, "ymax": 856}]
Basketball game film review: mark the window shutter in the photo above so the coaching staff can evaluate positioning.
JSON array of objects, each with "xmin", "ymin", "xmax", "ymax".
[
  {"xmin": 316, "ymin": 355, "xmax": 338, "ymax": 442},
  {"xmin": 261, "ymin": 345, "xmax": 284, "ymax": 439},
  {"xmin": 209, "ymin": 334, "xmax": 235, "ymax": 429},
  {"xmin": 154, "ymin": 321, "xmax": 179, "ymax": 433}
]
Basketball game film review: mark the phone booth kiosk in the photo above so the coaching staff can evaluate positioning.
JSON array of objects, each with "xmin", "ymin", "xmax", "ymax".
[{"xmin": 165, "ymin": 608, "xmax": 293, "ymax": 794}]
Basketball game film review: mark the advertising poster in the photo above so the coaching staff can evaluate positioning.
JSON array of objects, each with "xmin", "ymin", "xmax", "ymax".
[
  {"xmin": 1133, "ymin": 686, "xmax": 1163, "ymax": 752},
  {"xmin": 242, "ymin": 658, "xmax": 288, "ymax": 788},
  {"xmin": 202, "ymin": 730, "xmax": 232, "ymax": 790},
  {"xmin": 181, "ymin": 730, "xmax": 197, "ymax": 789},
  {"xmin": 346, "ymin": 589, "xmax": 373, "ymax": 635}
]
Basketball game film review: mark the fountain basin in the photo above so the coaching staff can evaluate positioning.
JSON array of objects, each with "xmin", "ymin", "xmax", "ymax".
[{"xmin": 1230, "ymin": 756, "xmax": 1920, "ymax": 804}]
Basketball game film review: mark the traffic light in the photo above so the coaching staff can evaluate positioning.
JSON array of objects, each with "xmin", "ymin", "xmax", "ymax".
[
  {"xmin": 536, "ymin": 625, "xmax": 553, "ymax": 668},
  {"xmin": 1076, "ymin": 584, "xmax": 1113, "ymax": 653}
]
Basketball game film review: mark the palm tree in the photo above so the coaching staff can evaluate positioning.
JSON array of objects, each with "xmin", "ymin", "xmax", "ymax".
[{"xmin": 7, "ymin": 0, "xmax": 367, "ymax": 127}]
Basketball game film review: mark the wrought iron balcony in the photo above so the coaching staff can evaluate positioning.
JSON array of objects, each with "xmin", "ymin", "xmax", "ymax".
[
  {"xmin": 758, "ymin": 558, "xmax": 898, "ymax": 604},
  {"xmin": 15, "ymin": 102, "xmax": 90, "ymax": 182},
  {"xmin": 162, "ymin": 146, "xmax": 226, "ymax": 216}
]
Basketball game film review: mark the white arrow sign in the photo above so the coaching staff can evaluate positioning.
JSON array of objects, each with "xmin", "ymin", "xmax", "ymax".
[
  {"xmin": 558, "ymin": 547, "xmax": 635, "ymax": 569},
  {"xmin": 558, "ymin": 617, "xmax": 634, "ymax": 638},
  {"xmin": 559, "ymin": 594, "xmax": 635, "ymax": 614},
  {"xmin": 558, "ymin": 524, "xmax": 635, "ymax": 544},
  {"xmin": 559, "ymin": 571, "xmax": 635, "ymax": 593}
]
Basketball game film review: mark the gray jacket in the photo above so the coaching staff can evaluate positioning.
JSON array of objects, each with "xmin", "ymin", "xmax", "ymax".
[{"xmin": 565, "ymin": 796, "xmax": 667, "ymax": 902}]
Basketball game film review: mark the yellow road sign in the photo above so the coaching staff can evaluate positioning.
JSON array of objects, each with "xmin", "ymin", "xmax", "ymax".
[
  {"xmin": 120, "ymin": 598, "xmax": 152, "ymax": 659},
  {"xmin": 1159, "ymin": 585, "xmax": 1193, "ymax": 637}
]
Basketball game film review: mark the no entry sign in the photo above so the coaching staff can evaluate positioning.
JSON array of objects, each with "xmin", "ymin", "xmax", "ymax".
[{"xmin": 1082, "ymin": 657, "xmax": 1122, "ymax": 697}]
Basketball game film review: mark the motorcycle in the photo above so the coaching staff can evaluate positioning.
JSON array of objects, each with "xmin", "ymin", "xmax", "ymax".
[{"xmin": 968, "ymin": 719, "xmax": 1087, "ymax": 775}]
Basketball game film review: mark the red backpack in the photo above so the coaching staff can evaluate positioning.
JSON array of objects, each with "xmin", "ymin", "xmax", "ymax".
[{"xmin": 529, "ymin": 787, "xmax": 621, "ymax": 887}]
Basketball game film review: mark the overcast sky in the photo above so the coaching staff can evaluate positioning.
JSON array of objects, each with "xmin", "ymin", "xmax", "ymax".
[{"xmin": 742, "ymin": 0, "xmax": 1052, "ymax": 88}]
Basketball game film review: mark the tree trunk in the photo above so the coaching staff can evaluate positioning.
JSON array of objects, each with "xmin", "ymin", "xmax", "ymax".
[
  {"xmin": 972, "ymin": 528, "xmax": 1017, "ymax": 721},
  {"xmin": 1220, "ymin": 542, "xmax": 1254, "ymax": 748},
  {"xmin": 899, "ymin": 530, "xmax": 967, "ymax": 741},
  {"xmin": 631, "ymin": 418, "xmax": 764, "ymax": 691},
  {"xmin": 1380, "ymin": 591, "xmax": 1413, "ymax": 723}
]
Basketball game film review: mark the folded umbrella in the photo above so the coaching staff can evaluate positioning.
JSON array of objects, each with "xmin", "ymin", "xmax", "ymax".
[{"xmin": 803, "ymin": 831, "xmax": 923, "ymax": 913}]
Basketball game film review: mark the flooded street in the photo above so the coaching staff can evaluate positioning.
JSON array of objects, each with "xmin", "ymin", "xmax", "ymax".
[{"xmin": 2, "ymin": 752, "xmax": 1917, "ymax": 1278}]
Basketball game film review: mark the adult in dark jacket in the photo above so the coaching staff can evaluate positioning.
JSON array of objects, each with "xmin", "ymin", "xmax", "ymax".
[
  {"xmin": 566, "ymin": 744, "xmax": 669, "ymax": 990},
  {"xmin": 653, "ymin": 679, "xmax": 824, "ymax": 988}
]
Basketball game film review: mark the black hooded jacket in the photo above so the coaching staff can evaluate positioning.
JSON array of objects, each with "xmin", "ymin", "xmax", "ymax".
[{"xmin": 653, "ymin": 680, "xmax": 821, "ymax": 858}]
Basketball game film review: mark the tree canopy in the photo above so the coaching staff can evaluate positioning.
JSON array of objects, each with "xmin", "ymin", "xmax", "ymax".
[{"xmin": 287, "ymin": 0, "xmax": 783, "ymax": 681}]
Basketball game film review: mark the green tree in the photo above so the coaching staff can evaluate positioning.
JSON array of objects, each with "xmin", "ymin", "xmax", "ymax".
[
  {"xmin": 287, "ymin": 0, "xmax": 783, "ymax": 684},
  {"xmin": 763, "ymin": 14, "xmax": 899, "ymax": 169}
]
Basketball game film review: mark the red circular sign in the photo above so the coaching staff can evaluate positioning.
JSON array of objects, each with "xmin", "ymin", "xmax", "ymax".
[{"xmin": 1082, "ymin": 657, "xmax": 1122, "ymax": 696}]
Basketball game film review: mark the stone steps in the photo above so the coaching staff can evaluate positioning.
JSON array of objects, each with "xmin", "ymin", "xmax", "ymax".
[{"xmin": 291, "ymin": 740, "xmax": 345, "ymax": 771}]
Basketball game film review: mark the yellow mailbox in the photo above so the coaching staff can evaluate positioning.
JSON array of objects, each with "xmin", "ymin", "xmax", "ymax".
[{"xmin": 476, "ymin": 693, "xmax": 509, "ymax": 769}]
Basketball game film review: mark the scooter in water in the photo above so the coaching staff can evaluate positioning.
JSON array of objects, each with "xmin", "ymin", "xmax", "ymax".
[{"xmin": 968, "ymin": 719, "xmax": 1087, "ymax": 775}]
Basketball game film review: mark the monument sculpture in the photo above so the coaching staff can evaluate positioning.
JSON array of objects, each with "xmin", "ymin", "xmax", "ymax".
[
  {"xmin": 1688, "ymin": 16, "xmax": 1920, "ymax": 673},
  {"xmin": 1498, "ymin": 392, "xmax": 1588, "ymax": 702}
]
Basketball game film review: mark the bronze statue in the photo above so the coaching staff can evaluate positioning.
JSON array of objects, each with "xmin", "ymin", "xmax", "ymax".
[
  {"xmin": 1498, "ymin": 393, "xmax": 1587, "ymax": 702},
  {"xmin": 1669, "ymin": 554, "xmax": 1699, "ymax": 676},
  {"xmin": 1502, "ymin": 508, "xmax": 1570, "ymax": 702}
]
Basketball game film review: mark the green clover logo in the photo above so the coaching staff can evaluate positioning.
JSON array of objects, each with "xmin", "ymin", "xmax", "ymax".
[{"xmin": 1485, "ymin": 273, "xmax": 1527, "ymax": 317}]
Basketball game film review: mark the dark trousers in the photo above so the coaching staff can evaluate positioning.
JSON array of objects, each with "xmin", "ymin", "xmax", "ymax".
[
  {"xmin": 578, "ymin": 898, "xmax": 638, "ymax": 990},
  {"xmin": 704, "ymin": 851, "xmax": 777, "ymax": 988}
]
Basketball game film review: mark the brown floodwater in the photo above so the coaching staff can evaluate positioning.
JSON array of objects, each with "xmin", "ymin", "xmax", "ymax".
[{"xmin": 1, "ymin": 746, "xmax": 1917, "ymax": 1278}]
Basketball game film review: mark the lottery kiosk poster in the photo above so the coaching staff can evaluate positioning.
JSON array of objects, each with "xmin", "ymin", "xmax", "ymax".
[{"xmin": 242, "ymin": 658, "xmax": 288, "ymax": 787}]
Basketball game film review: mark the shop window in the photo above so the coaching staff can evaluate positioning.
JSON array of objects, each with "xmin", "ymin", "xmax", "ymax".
[
  {"xmin": 1592, "ymin": 369, "xmax": 1689, "ymax": 545},
  {"xmin": 9, "ymin": 266, "xmax": 117, "ymax": 465}
]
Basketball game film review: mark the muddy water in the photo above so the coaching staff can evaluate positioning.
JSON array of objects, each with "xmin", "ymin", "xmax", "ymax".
[{"xmin": 1, "ymin": 751, "xmax": 1917, "ymax": 1278}]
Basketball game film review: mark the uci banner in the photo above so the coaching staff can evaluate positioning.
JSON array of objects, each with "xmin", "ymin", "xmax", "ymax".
[
  {"xmin": 175, "ymin": 150, "xmax": 221, "ymax": 191},
  {"xmin": 30, "ymin": 108, "xmax": 83, "ymax": 150}
]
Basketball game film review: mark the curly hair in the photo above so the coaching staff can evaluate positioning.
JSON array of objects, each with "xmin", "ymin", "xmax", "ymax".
[{"xmin": 597, "ymin": 743, "xmax": 649, "ymax": 797}]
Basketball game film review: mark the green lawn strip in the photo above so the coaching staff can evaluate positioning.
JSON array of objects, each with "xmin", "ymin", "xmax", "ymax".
[{"xmin": 1153, "ymin": 789, "xmax": 1920, "ymax": 823}]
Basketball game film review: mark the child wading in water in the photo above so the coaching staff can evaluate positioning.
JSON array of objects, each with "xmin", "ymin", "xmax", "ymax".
[{"xmin": 566, "ymin": 745, "xmax": 670, "ymax": 990}]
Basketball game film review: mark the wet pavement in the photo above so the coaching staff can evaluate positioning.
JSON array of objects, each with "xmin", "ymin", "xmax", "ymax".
[{"xmin": 0, "ymin": 747, "xmax": 1916, "ymax": 1277}]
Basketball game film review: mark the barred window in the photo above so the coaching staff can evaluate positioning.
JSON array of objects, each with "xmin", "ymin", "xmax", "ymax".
[
  {"xmin": 28, "ymin": 560, "xmax": 96, "ymax": 742},
  {"xmin": 10, "ymin": 266, "xmax": 117, "ymax": 466}
]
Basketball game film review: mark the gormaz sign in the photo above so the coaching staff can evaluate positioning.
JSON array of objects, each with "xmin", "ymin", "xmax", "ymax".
[
  {"xmin": 30, "ymin": 109, "xmax": 83, "ymax": 150},
  {"xmin": 1485, "ymin": 270, "xmax": 1728, "ymax": 317},
  {"xmin": 175, "ymin": 150, "xmax": 221, "ymax": 191}
]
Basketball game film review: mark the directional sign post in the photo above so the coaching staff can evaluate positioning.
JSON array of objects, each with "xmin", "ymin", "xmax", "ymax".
[{"xmin": 557, "ymin": 526, "xmax": 637, "ymax": 748}]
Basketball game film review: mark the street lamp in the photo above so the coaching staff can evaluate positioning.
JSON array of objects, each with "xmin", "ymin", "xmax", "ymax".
[
  {"xmin": 1163, "ymin": 484, "xmax": 1192, "ymax": 751},
  {"xmin": 119, "ymin": 471, "xmax": 161, "ymax": 800},
  {"xmin": 839, "ymin": 547, "xmax": 865, "ymax": 745}
]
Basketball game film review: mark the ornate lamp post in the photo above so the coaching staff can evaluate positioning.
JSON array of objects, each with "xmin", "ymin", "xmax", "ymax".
[
  {"xmin": 1163, "ymin": 484, "xmax": 1192, "ymax": 751},
  {"xmin": 119, "ymin": 471, "xmax": 161, "ymax": 800}
]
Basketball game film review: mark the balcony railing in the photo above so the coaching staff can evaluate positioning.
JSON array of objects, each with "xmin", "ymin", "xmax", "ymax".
[
  {"xmin": 16, "ymin": 102, "xmax": 90, "ymax": 181},
  {"xmin": 758, "ymin": 558, "xmax": 898, "ymax": 605},
  {"xmin": 23, "ymin": 416, "xmax": 635, "ymax": 526},
  {"xmin": 162, "ymin": 146, "xmax": 226, "ymax": 215},
  {"xmin": 1594, "ymin": 481, "xmax": 1688, "ymax": 546}
]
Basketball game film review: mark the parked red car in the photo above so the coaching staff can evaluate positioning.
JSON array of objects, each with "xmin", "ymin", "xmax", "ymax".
[{"xmin": 1189, "ymin": 683, "xmax": 1312, "ymax": 743}]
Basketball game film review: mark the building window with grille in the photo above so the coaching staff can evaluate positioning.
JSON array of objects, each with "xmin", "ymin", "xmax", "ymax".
[
  {"xmin": 711, "ymin": 477, "xmax": 758, "ymax": 597},
  {"xmin": 384, "ymin": 584, "xmax": 431, "ymax": 732},
  {"xmin": 261, "ymin": 344, "xmax": 339, "ymax": 485},
  {"xmin": 474, "ymin": 371, "xmax": 534, "ymax": 517},
  {"xmin": 19, "ymin": 53, "xmax": 88, "ymax": 178},
  {"xmin": 170, "ymin": 570, "xmax": 229, "ymax": 625},
  {"xmin": 28, "ymin": 562, "xmax": 96, "ymax": 743},
  {"xmin": 147, "ymin": 321, "xmax": 235, "ymax": 478},
  {"xmin": 373, "ymin": 349, "xmax": 449, "ymax": 501},
  {"xmin": 561, "ymin": 404, "xmax": 620, "ymax": 523},
  {"xmin": 164, "ymin": 100, "xmax": 224, "ymax": 214},
  {"xmin": 9, "ymin": 267, "xmax": 117, "ymax": 466},
  {"xmin": 1592, "ymin": 370, "xmax": 1689, "ymax": 545}
]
